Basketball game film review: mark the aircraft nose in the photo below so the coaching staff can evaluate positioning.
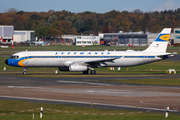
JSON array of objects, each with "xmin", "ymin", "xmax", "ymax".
[{"xmin": 5, "ymin": 59, "xmax": 8, "ymax": 65}]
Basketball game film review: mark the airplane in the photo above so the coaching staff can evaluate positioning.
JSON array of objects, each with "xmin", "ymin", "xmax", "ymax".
[{"xmin": 5, "ymin": 28, "xmax": 173, "ymax": 75}]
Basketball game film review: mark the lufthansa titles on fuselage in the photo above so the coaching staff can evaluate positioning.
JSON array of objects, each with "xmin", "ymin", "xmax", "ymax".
[{"xmin": 55, "ymin": 51, "xmax": 111, "ymax": 55}]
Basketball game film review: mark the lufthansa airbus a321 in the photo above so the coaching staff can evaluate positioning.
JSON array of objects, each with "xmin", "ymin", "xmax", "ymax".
[{"xmin": 5, "ymin": 28, "xmax": 173, "ymax": 75}]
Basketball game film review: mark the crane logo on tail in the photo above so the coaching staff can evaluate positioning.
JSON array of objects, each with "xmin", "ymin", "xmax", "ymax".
[
  {"xmin": 155, "ymin": 34, "xmax": 170, "ymax": 42},
  {"xmin": 159, "ymin": 35, "xmax": 170, "ymax": 41}
]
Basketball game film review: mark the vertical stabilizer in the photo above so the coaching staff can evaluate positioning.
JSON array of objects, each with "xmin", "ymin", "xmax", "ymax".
[{"xmin": 145, "ymin": 28, "xmax": 171, "ymax": 53}]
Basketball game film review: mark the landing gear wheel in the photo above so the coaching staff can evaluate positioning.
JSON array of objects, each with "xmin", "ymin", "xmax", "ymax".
[
  {"xmin": 23, "ymin": 67, "xmax": 27, "ymax": 75},
  {"xmin": 23, "ymin": 71, "xmax": 27, "ymax": 75},
  {"xmin": 90, "ymin": 70, "xmax": 96, "ymax": 75},
  {"xmin": 83, "ymin": 70, "xmax": 89, "ymax": 74}
]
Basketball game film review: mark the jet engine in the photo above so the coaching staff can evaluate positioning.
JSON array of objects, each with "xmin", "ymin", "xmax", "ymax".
[{"xmin": 69, "ymin": 63, "xmax": 88, "ymax": 72}]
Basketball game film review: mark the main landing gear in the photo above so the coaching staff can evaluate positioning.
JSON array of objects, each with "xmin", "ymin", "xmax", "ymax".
[
  {"xmin": 90, "ymin": 70, "xmax": 96, "ymax": 75},
  {"xmin": 23, "ymin": 67, "xmax": 27, "ymax": 75},
  {"xmin": 82, "ymin": 69, "xmax": 96, "ymax": 75},
  {"xmin": 83, "ymin": 70, "xmax": 89, "ymax": 74}
]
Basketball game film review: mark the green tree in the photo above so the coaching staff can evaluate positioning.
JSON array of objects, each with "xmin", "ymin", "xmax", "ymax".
[
  {"xmin": 51, "ymin": 20, "xmax": 77, "ymax": 35},
  {"xmin": 29, "ymin": 14, "xmax": 42, "ymax": 21},
  {"xmin": 35, "ymin": 26, "xmax": 50, "ymax": 39},
  {"xmin": 58, "ymin": 14, "xmax": 65, "ymax": 21},
  {"xmin": 70, "ymin": 15, "xmax": 84, "ymax": 33},
  {"xmin": 141, "ymin": 13, "xmax": 150, "ymax": 32},
  {"xmin": 16, "ymin": 11, "xmax": 25, "ymax": 15},
  {"xmin": 46, "ymin": 15, "xmax": 57, "ymax": 25},
  {"xmin": 84, "ymin": 18, "xmax": 94, "ymax": 32},
  {"xmin": 106, "ymin": 10, "xmax": 120, "ymax": 19},
  {"xmin": 12, "ymin": 15, "xmax": 24, "ymax": 29}
]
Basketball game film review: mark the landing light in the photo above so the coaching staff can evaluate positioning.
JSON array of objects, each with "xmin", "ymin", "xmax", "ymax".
[{"xmin": 168, "ymin": 54, "xmax": 174, "ymax": 58}]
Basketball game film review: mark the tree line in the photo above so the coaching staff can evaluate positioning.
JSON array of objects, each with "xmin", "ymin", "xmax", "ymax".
[{"xmin": 1, "ymin": 8, "xmax": 180, "ymax": 39}]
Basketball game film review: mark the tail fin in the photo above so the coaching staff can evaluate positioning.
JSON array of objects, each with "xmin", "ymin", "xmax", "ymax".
[{"xmin": 145, "ymin": 28, "xmax": 171, "ymax": 53}]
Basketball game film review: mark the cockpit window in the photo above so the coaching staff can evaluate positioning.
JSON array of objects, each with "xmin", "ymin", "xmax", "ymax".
[{"xmin": 10, "ymin": 55, "xmax": 19, "ymax": 59}]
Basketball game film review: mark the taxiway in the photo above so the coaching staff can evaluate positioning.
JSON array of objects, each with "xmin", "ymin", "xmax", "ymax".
[{"xmin": 0, "ymin": 75, "xmax": 180, "ymax": 114}]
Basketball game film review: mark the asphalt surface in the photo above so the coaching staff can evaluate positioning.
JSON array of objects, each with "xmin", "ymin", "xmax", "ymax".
[
  {"xmin": 0, "ymin": 75, "xmax": 180, "ymax": 87},
  {"xmin": 0, "ymin": 75, "xmax": 180, "ymax": 115},
  {"xmin": 166, "ymin": 54, "xmax": 180, "ymax": 61}
]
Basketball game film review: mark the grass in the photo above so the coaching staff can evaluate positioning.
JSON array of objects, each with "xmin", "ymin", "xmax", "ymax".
[
  {"xmin": 0, "ymin": 100, "xmax": 179, "ymax": 120},
  {"xmin": 99, "ymin": 77, "xmax": 180, "ymax": 86},
  {"xmin": 0, "ymin": 45, "xmax": 137, "ymax": 51},
  {"xmin": 0, "ymin": 45, "xmax": 179, "ymax": 54},
  {"xmin": 3, "ymin": 74, "xmax": 178, "ymax": 79}
]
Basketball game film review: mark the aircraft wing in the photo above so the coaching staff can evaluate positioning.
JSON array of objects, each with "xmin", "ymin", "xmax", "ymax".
[
  {"xmin": 80, "ymin": 58, "xmax": 117, "ymax": 65},
  {"xmin": 64, "ymin": 58, "xmax": 117, "ymax": 67}
]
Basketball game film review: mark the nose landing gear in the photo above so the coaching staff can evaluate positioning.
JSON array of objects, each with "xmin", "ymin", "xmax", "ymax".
[{"xmin": 23, "ymin": 67, "xmax": 27, "ymax": 75}]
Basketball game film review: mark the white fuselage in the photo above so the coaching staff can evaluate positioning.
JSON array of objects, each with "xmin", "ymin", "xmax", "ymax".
[{"xmin": 10, "ymin": 50, "xmax": 169, "ymax": 68}]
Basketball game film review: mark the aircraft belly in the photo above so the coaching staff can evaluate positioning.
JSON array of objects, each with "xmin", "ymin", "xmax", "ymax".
[
  {"xmin": 106, "ymin": 59, "xmax": 146, "ymax": 67},
  {"xmin": 139, "ymin": 58, "xmax": 159, "ymax": 65},
  {"xmin": 21, "ymin": 57, "xmax": 160, "ymax": 67}
]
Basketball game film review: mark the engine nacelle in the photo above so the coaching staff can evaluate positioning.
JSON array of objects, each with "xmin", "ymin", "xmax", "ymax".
[
  {"xmin": 69, "ymin": 63, "xmax": 88, "ymax": 72},
  {"xmin": 58, "ymin": 67, "xmax": 69, "ymax": 71}
]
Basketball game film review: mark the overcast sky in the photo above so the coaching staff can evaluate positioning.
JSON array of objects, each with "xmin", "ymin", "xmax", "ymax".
[{"xmin": 0, "ymin": 0, "xmax": 180, "ymax": 13}]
